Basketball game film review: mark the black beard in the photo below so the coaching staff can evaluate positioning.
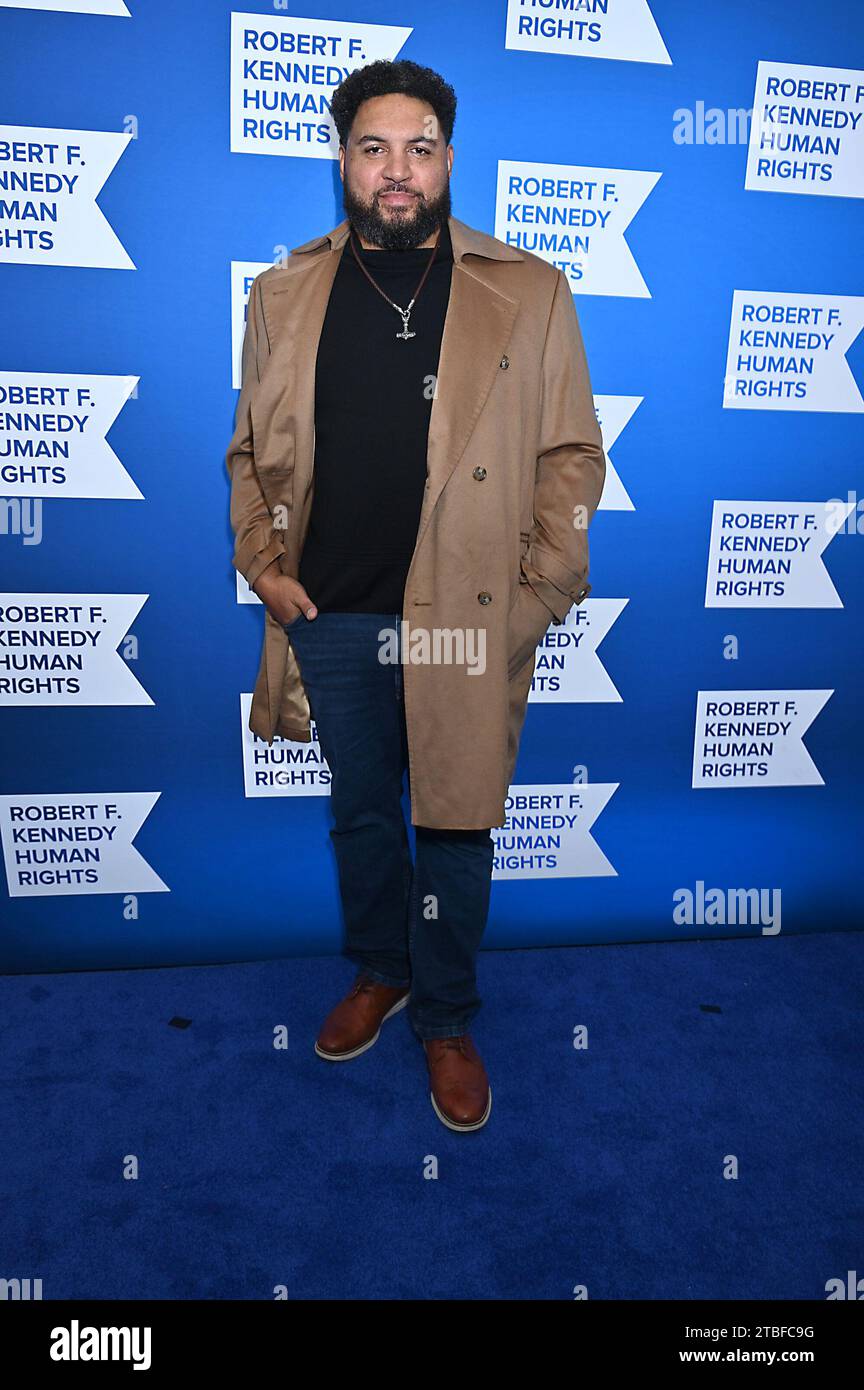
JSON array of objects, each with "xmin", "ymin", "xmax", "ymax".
[{"xmin": 342, "ymin": 179, "xmax": 452, "ymax": 251}]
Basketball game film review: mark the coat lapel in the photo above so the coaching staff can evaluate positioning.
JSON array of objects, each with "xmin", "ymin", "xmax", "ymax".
[
  {"xmin": 420, "ymin": 250, "xmax": 520, "ymax": 552},
  {"xmin": 254, "ymin": 214, "xmax": 524, "ymax": 552}
]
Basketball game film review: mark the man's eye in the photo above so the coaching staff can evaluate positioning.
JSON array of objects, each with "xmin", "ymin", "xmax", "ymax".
[{"xmin": 363, "ymin": 146, "xmax": 431, "ymax": 155}]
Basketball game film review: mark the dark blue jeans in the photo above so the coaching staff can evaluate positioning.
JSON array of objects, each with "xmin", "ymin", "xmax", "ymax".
[{"xmin": 284, "ymin": 610, "xmax": 495, "ymax": 1040}]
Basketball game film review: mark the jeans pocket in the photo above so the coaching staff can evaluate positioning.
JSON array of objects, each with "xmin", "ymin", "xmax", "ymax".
[{"xmin": 283, "ymin": 613, "xmax": 304, "ymax": 634}]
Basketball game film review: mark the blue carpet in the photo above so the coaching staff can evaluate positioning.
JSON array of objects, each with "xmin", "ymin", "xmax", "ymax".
[{"xmin": 1, "ymin": 933, "xmax": 861, "ymax": 1300}]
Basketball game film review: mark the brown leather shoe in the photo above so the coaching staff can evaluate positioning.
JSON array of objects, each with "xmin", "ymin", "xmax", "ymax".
[
  {"xmin": 315, "ymin": 972, "xmax": 410, "ymax": 1061},
  {"xmin": 423, "ymin": 1034, "xmax": 492, "ymax": 1131}
]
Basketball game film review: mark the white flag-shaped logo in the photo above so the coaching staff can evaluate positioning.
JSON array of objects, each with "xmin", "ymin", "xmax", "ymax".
[
  {"xmin": 723, "ymin": 290, "xmax": 864, "ymax": 412},
  {"xmin": 240, "ymin": 693, "xmax": 331, "ymax": 798},
  {"xmin": 0, "ymin": 594, "xmax": 152, "ymax": 706},
  {"xmin": 0, "ymin": 125, "xmax": 133, "ymax": 269},
  {"xmin": 0, "ymin": 2, "xmax": 130, "ymax": 13},
  {"xmin": 692, "ymin": 690, "xmax": 832, "ymax": 788},
  {"xmin": 495, "ymin": 160, "xmax": 660, "ymax": 297},
  {"xmin": 746, "ymin": 60, "xmax": 864, "ymax": 200},
  {"xmin": 595, "ymin": 395, "xmax": 640, "ymax": 510},
  {"xmin": 230, "ymin": 13, "xmax": 412, "ymax": 159},
  {"xmin": 505, "ymin": 0, "xmax": 670, "ymax": 65},
  {"xmin": 706, "ymin": 500, "xmax": 855, "ymax": 608},
  {"xmin": 493, "ymin": 783, "xmax": 618, "ymax": 879},
  {"xmin": 0, "ymin": 791, "xmax": 168, "ymax": 898},
  {"xmin": 529, "ymin": 599, "xmax": 628, "ymax": 703},
  {"xmin": 0, "ymin": 372, "xmax": 140, "ymax": 498}
]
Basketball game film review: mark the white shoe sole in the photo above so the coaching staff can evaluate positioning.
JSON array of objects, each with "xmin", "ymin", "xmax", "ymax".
[
  {"xmin": 314, "ymin": 991, "xmax": 409, "ymax": 1061},
  {"xmin": 430, "ymin": 1084, "xmax": 492, "ymax": 1132}
]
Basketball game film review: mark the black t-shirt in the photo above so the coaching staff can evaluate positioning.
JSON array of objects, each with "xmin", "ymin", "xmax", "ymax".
[{"xmin": 298, "ymin": 218, "xmax": 454, "ymax": 613}]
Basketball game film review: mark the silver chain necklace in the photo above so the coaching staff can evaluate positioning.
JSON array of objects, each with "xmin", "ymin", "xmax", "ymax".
[{"xmin": 348, "ymin": 224, "xmax": 442, "ymax": 340}]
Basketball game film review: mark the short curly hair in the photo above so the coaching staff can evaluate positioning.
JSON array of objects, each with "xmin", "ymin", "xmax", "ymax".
[{"xmin": 329, "ymin": 59, "xmax": 457, "ymax": 148}]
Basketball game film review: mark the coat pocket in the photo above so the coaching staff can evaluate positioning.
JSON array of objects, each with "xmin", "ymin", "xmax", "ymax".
[
  {"xmin": 507, "ymin": 581, "xmax": 552, "ymax": 678},
  {"xmin": 509, "ymin": 531, "xmax": 532, "ymax": 615}
]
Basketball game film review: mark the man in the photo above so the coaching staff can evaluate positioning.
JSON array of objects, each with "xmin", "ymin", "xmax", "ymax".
[{"xmin": 226, "ymin": 59, "xmax": 606, "ymax": 1132}]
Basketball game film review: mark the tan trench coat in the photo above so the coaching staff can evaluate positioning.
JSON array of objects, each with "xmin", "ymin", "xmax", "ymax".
[{"xmin": 225, "ymin": 214, "xmax": 606, "ymax": 829}]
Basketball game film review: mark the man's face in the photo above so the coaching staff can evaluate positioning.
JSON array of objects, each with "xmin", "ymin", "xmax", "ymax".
[{"xmin": 339, "ymin": 93, "xmax": 454, "ymax": 250}]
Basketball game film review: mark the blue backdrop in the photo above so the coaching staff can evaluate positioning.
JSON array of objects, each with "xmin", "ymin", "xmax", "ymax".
[{"xmin": 1, "ymin": 0, "xmax": 862, "ymax": 972}]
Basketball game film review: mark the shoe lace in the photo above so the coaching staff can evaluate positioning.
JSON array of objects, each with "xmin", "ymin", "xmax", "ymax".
[{"xmin": 350, "ymin": 973, "xmax": 379, "ymax": 998}]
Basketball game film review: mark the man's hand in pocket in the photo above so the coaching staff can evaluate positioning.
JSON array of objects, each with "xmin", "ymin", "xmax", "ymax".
[
  {"xmin": 252, "ymin": 559, "xmax": 318, "ymax": 627},
  {"xmin": 507, "ymin": 582, "xmax": 553, "ymax": 678}
]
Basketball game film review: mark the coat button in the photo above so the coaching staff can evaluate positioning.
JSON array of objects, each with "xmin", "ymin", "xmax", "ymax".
[
  {"xmin": 472, "ymin": 466, "xmax": 487, "ymax": 481},
  {"xmin": 500, "ymin": 355, "xmax": 509, "ymax": 369},
  {"xmin": 477, "ymin": 591, "xmax": 492, "ymax": 605}
]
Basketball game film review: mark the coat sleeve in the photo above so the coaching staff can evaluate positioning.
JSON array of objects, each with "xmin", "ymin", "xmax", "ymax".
[
  {"xmin": 522, "ymin": 268, "xmax": 606, "ymax": 625},
  {"xmin": 225, "ymin": 271, "xmax": 287, "ymax": 592}
]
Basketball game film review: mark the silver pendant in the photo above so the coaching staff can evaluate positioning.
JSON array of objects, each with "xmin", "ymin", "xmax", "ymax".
[{"xmin": 396, "ymin": 310, "xmax": 415, "ymax": 340}]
